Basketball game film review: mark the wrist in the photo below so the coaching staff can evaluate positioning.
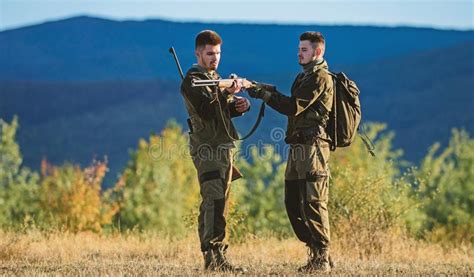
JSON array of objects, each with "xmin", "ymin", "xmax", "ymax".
[{"xmin": 260, "ymin": 90, "xmax": 272, "ymax": 102}]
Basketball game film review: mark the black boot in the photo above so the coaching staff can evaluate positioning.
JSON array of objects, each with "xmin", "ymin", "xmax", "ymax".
[
  {"xmin": 297, "ymin": 246, "xmax": 331, "ymax": 273},
  {"xmin": 203, "ymin": 245, "xmax": 247, "ymax": 273}
]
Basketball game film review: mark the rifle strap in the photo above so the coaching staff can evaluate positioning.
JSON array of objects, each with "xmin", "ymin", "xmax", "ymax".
[
  {"xmin": 239, "ymin": 101, "xmax": 265, "ymax": 140},
  {"xmin": 215, "ymin": 91, "xmax": 265, "ymax": 141}
]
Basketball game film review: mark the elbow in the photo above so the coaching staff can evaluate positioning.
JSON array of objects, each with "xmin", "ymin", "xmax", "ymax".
[{"xmin": 281, "ymin": 105, "xmax": 298, "ymax": 116}]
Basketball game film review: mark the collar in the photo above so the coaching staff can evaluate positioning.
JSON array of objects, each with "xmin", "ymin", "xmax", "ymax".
[
  {"xmin": 302, "ymin": 58, "xmax": 324, "ymax": 73},
  {"xmin": 192, "ymin": 64, "xmax": 217, "ymax": 76}
]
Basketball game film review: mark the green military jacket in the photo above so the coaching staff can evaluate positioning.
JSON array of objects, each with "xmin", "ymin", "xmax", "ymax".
[
  {"xmin": 180, "ymin": 64, "xmax": 247, "ymax": 152},
  {"xmin": 262, "ymin": 59, "xmax": 334, "ymax": 142}
]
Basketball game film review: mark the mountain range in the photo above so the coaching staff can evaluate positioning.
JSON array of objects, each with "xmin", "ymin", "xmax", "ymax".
[{"xmin": 1, "ymin": 16, "xmax": 472, "ymax": 186}]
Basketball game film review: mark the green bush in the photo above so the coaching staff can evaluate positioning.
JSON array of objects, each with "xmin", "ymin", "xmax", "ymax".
[
  {"xmin": 411, "ymin": 129, "xmax": 473, "ymax": 244},
  {"xmin": 0, "ymin": 117, "xmax": 40, "ymax": 228},
  {"xmin": 234, "ymin": 145, "xmax": 291, "ymax": 238},
  {"xmin": 112, "ymin": 121, "xmax": 200, "ymax": 235},
  {"xmin": 329, "ymin": 123, "xmax": 417, "ymax": 255},
  {"xmin": 1, "ymin": 116, "xmax": 472, "ymax": 248}
]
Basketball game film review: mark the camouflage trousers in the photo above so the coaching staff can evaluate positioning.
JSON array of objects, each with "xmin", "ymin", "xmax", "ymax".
[
  {"xmin": 191, "ymin": 146, "xmax": 234, "ymax": 252},
  {"xmin": 284, "ymin": 140, "xmax": 331, "ymax": 249}
]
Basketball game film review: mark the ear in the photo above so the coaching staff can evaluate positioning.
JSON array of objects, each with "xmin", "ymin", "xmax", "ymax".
[
  {"xmin": 195, "ymin": 49, "xmax": 200, "ymax": 59},
  {"xmin": 315, "ymin": 47, "xmax": 322, "ymax": 58}
]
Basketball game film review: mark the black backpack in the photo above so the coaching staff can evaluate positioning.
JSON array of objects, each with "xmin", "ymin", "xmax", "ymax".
[{"xmin": 326, "ymin": 72, "xmax": 375, "ymax": 156}]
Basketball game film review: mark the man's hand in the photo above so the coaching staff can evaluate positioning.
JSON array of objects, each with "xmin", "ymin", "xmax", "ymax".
[
  {"xmin": 226, "ymin": 80, "xmax": 242, "ymax": 94},
  {"xmin": 247, "ymin": 82, "xmax": 273, "ymax": 101},
  {"xmin": 225, "ymin": 73, "xmax": 242, "ymax": 94},
  {"xmin": 234, "ymin": 96, "xmax": 250, "ymax": 113},
  {"xmin": 247, "ymin": 86, "xmax": 265, "ymax": 99}
]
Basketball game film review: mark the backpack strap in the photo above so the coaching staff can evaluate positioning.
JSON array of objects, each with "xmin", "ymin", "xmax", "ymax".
[{"xmin": 327, "ymin": 70, "xmax": 337, "ymax": 151}]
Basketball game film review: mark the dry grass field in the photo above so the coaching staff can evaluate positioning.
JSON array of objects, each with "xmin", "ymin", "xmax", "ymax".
[{"xmin": 0, "ymin": 230, "xmax": 472, "ymax": 275}]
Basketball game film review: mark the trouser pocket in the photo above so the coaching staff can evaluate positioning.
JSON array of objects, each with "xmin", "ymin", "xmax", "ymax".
[{"xmin": 305, "ymin": 171, "xmax": 329, "ymax": 203}]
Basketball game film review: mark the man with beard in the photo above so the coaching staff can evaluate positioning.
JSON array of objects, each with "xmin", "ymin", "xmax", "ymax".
[
  {"xmin": 180, "ymin": 30, "xmax": 250, "ymax": 273},
  {"xmin": 248, "ymin": 31, "xmax": 334, "ymax": 273}
]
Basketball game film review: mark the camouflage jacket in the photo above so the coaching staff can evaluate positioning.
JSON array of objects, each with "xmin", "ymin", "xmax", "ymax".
[
  {"xmin": 263, "ymin": 59, "xmax": 334, "ymax": 143},
  {"xmin": 180, "ymin": 64, "xmax": 248, "ymax": 152}
]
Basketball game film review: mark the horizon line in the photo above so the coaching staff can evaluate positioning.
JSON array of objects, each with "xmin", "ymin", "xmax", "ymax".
[{"xmin": 1, "ymin": 14, "xmax": 473, "ymax": 33}]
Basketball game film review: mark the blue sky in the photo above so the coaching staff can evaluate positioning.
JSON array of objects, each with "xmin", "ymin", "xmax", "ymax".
[{"xmin": 0, "ymin": 0, "xmax": 472, "ymax": 31}]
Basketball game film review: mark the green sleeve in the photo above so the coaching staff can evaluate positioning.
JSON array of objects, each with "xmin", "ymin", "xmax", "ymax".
[
  {"xmin": 180, "ymin": 72, "xmax": 217, "ymax": 120},
  {"xmin": 264, "ymin": 73, "xmax": 331, "ymax": 116}
]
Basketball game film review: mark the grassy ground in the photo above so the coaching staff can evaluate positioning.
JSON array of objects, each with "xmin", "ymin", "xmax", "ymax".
[{"xmin": 1, "ymin": 230, "xmax": 472, "ymax": 275}]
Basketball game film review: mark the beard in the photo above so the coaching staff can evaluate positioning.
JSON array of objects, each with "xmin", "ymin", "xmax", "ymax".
[
  {"xmin": 208, "ymin": 62, "xmax": 218, "ymax": 70},
  {"xmin": 197, "ymin": 55, "xmax": 218, "ymax": 71},
  {"xmin": 299, "ymin": 50, "xmax": 317, "ymax": 65},
  {"xmin": 298, "ymin": 55, "xmax": 310, "ymax": 65},
  {"xmin": 298, "ymin": 59, "xmax": 309, "ymax": 66}
]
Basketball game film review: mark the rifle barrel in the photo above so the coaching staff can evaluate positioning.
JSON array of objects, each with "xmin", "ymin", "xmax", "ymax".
[
  {"xmin": 191, "ymin": 78, "xmax": 253, "ymax": 88},
  {"xmin": 169, "ymin": 47, "xmax": 184, "ymax": 80}
]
